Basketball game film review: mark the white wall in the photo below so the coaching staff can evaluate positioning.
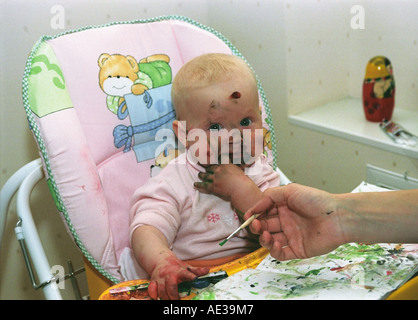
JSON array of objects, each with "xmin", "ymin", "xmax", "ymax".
[
  {"xmin": 281, "ymin": 0, "xmax": 417, "ymax": 192},
  {"xmin": 348, "ymin": 0, "xmax": 418, "ymax": 110},
  {"xmin": 285, "ymin": 0, "xmax": 352, "ymax": 114},
  {"xmin": 1, "ymin": 0, "xmax": 417, "ymax": 299},
  {"xmin": 285, "ymin": 0, "xmax": 418, "ymax": 115}
]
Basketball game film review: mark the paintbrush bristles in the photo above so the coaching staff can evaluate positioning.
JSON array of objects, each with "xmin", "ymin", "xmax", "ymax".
[{"xmin": 219, "ymin": 239, "xmax": 227, "ymax": 247}]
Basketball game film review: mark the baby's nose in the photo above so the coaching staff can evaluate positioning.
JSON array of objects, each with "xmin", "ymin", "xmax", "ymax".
[
  {"xmin": 228, "ymin": 134, "xmax": 242, "ymax": 142},
  {"xmin": 227, "ymin": 129, "xmax": 243, "ymax": 142}
]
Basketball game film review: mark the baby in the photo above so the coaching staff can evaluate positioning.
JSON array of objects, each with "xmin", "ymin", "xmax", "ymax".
[{"xmin": 129, "ymin": 53, "xmax": 281, "ymax": 299}]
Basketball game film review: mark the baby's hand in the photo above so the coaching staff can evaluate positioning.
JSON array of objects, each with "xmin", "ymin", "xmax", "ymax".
[
  {"xmin": 148, "ymin": 254, "xmax": 209, "ymax": 300},
  {"xmin": 194, "ymin": 164, "xmax": 250, "ymax": 201}
]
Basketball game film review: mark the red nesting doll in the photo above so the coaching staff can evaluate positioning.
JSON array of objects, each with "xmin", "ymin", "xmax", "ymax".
[{"xmin": 362, "ymin": 56, "xmax": 395, "ymax": 122}]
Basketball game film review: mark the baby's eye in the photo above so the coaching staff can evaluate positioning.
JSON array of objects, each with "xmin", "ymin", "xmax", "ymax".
[
  {"xmin": 209, "ymin": 124, "xmax": 222, "ymax": 131},
  {"xmin": 240, "ymin": 118, "xmax": 252, "ymax": 126}
]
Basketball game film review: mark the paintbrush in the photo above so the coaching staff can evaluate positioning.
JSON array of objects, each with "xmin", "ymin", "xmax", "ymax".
[
  {"xmin": 219, "ymin": 213, "xmax": 261, "ymax": 246},
  {"xmin": 109, "ymin": 271, "xmax": 228, "ymax": 295}
]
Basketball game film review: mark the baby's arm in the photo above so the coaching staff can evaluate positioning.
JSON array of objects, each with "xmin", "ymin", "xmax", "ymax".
[
  {"xmin": 131, "ymin": 225, "xmax": 209, "ymax": 300},
  {"xmin": 194, "ymin": 164, "xmax": 262, "ymax": 216}
]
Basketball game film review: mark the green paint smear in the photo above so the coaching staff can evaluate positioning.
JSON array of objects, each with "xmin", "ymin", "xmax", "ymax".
[
  {"xmin": 262, "ymin": 285, "xmax": 288, "ymax": 295},
  {"xmin": 304, "ymin": 267, "xmax": 325, "ymax": 277},
  {"xmin": 193, "ymin": 243, "xmax": 416, "ymax": 299},
  {"xmin": 326, "ymin": 243, "xmax": 386, "ymax": 262},
  {"xmin": 285, "ymin": 281, "xmax": 335, "ymax": 299},
  {"xmin": 192, "ymin": 290, "xmax": 216, "ymax": 300},
  {"xmin": 263, "ymin": 280, "xmax": 336, "ymax": 299},
  {"xmin": 245, "ymin": 274, "xmax": 252, "ymax": 281}
]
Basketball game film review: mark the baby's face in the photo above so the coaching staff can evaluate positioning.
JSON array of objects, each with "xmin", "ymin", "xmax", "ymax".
[{"xmin": 175, "ymin": 76, "xmax": 263, "ymax": 166}]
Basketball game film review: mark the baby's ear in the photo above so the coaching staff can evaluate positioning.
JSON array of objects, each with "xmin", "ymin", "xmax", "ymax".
[{"xmin": 172, "ymin": 120, "xmax": 187, "ymax": 147}]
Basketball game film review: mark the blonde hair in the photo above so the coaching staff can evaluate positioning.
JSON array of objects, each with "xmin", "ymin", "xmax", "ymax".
[{"xmin": 171, "ymin": 53, "xmax": 257, "ymax": 118}]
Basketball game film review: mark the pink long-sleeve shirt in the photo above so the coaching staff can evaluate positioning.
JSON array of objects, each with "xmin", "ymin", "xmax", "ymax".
[{"xmin": 130, "ymin": 151, "xmax": 280, "ymax": 261}]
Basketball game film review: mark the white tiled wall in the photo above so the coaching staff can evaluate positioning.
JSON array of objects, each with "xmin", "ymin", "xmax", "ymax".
[{"xmin": 1, "ymin": 0, "xmax": 417, "ymax": 299}]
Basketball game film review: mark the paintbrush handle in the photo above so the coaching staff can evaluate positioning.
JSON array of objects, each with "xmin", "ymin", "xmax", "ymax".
[
  {"xmin": 220, "ymin": 213, "xmax": 263, "ymax": 246},
  {"xmin": 239, "ymin": 213, "xmax": 261, "ymax": 229}
]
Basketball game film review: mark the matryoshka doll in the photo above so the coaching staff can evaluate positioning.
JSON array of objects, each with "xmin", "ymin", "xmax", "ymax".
[{"xmin": 362, "ymin": 56, "xmax": 395, "ymax": 122}]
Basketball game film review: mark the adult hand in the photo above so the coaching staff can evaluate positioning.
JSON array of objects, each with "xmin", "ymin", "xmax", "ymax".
[{"xmin": 244, "ymin": 183, "xmax": 345, "ymax": 261}]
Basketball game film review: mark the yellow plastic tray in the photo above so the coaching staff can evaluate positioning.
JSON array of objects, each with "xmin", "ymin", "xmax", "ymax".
[
  {"xmin": 99, "ymin": 247, "xmax": 417, "ymax": 300},
  {"xmin": 99, "ymin": 247, "xmax": 269, "ymax": 300}
]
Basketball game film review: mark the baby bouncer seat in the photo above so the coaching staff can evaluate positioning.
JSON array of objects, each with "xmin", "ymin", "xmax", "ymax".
[{"xmin": 0, "ymin": 16, "xmax": 289, "ymax": 299}]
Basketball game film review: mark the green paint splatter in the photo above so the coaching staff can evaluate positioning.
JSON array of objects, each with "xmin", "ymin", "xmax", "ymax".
[
  {"xmin": 262, "ymin": 285, "xmax": 288, "ymax": 295},
  {"xmin": 192, "ymin": 290, "xmax": 216, "ymax": 300},
  {"xmin": 326, "ymin": 243, "xmax": 385, "ymax": 262},
  {"xmin": 281, "ymin": 281, "xmax": 336, "ymax": 299},
  {"xmin": 304, "ymin": 267, "xmax": 325, "ymax": 277}
]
